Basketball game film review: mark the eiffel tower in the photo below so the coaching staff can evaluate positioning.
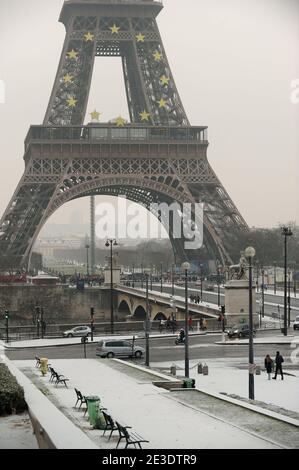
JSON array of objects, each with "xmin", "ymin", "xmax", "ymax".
[{"xmin": 0, "ymin": 0, "xmax": 248, "ymax": 270}]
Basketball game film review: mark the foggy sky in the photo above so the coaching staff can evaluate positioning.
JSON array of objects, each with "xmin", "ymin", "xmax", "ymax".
[{"xmin": 0, "ymin": 0, "xmax": 298, "ymax": 234}]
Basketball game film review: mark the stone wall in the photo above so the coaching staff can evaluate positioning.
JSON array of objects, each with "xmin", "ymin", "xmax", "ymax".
[{"xmin": 0, "ymin": 285, "xmax": 114, "ymax": 325}]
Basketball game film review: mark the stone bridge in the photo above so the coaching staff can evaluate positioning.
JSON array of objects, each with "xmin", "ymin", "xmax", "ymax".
[{"xmin": 115, "ymin": 285, "xmax": 219, "ymax": 321}]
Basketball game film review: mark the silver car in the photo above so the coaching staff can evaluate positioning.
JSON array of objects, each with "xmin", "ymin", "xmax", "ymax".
[
  {"xmin": 62, "ymin": 326, "xmax": 91, "ymax": 338},
  {"xmin": 96, "ymin": 339, "xmax": 145, "ymax": 358}
]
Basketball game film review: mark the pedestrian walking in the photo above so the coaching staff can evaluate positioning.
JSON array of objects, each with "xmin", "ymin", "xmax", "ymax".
[
  {"xmin": 264, "ymin": 354, "xmax": 274, "ymax": 380},
  {"xmin": 159, "ymin": 319, "xmax": 165, "ymax": 334},
  {"xmin": 273, "ymin": 351, "xmax": 284, "ymax": 380},
  {"xmin": 188, "ymin": 316, "xmax": 193, "ymax": 331}
]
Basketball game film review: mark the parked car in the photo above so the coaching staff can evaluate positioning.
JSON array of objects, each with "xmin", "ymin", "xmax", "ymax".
[
  {"xmin": 62, "ymin": 326, "xmax": 91, "ymax": 338},
  {"xmin": 96, "ymin": 339, "xmax": 145, "ymax": 359},
  {"xmin": 293, "ymin": 316, "xmax": 299, "ymax": 331},
  {"xmin": 226, "ymin": 323, "xmax": 256, "ymax": 339}
]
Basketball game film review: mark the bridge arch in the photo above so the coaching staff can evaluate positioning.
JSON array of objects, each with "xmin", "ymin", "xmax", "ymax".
[
  {"xmin": 133, "ymin": 305, "xmax": 147, "ymax": 320},
  {"xmin": 118, "ymin": 299, "xmax": 131, "ymax": 316}
]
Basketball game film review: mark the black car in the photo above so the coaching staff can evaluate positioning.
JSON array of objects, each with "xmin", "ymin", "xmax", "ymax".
[{"xmin": 226, "ymin": 323, "xmax": 256, "ymax": 339}]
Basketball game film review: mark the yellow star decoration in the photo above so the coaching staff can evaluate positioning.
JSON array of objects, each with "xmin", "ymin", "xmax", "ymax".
[
  {"xmin": 153, "ymin": 50, "xmax": 162, "ymax": 61},
  {"xmin": 67, "ymin": 49, "xmax": 78, "ymax": 59},
  {"xmin": 66, "ymin": 97, "xmax": 77, "ymax": 107},
  {"xmin": 136, "ymin": 33, "xmax": 145, "ymax": 43},
  {"xmin": 63, "ymin": 73, "xmax": 74, "ymax": 84},
  {"xmin": 139, "ymin": 110, "xmax": 151, "ymax": 122},
  {"xmin": 90, "ymin": 110, "xmax": 101, "ymax": 121},
  {"xmin": 115, "ymin": 116, "xmax": 126, "ymax": 127},
  {"xmin": 158, "ymin": 98, "xmax": 167, "ymax": 109},
  {"xmin": 84, "ymin": 31, "xmax": 95, "ymax": 42},
  {"xmin": 160, "ymin": 75, "xmax": 170, "ymax": 86},
  {"xmin": 110, "ymin": 24, "xmax": 120, "ymax": 34}
]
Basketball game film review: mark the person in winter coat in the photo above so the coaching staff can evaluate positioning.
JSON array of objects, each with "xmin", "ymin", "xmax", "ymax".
[
  {"xmin": 264, "ymin": 354, "xmax": 274, "ymax": 380},
  {"xmin": 273, "ymin": 351, "xmax": 284, "ymax": 380}
]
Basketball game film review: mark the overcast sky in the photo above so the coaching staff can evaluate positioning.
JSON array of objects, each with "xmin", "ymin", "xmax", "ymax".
[{"xmin": 0, "ymin": 0, "xmax": 298, "ymax": 236}]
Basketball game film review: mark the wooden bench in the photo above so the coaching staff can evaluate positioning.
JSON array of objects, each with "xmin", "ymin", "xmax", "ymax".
[
  {"xmin": 74, "ymin": 388, "xmax": 87, "ymax": 409},
  {"xmin": 49, "ymin": 367, "xmax": 57, "ymax": 382},
  {"xmin": 54, "ymin": 371, "xmax": 69, "ymax": 388},
  {"xmin": 116, "ymin": 421, "xmax": 149, "ymax": 449},
  {"xmin": 102, "ymin": 411, "xmax": 118, "ymax": 440},
  {"xmin": 35, "ymin": 356, "xmax": 41, "ymax": 368}
]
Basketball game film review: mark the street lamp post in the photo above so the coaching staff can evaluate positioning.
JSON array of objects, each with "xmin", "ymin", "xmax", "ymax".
[
  {"xmin": 261, "ymin": 269, "xmax": 265, "ymax": 318},
  {"xmin": 132, "ymin": 264, "xmax": 135, "ymax": 288},
  {"xmin": 245, "ymin": 246, "xmax": 256, "ymax": 401},
  {"xmin": 200, "ymin": 264, "xmax": 203, "ymax": 300},
  {"xmin": 160, "ymin": 262, "xmax": 163, "ymax": 293},
  {"xmin": 274, "ymin": 261, "xmax": 277, "ymax": 295},
  {"xmin": 150, "ymin": 264, "xmax": 153, "ymax": 291},
  {"xmin": 282, "ymin": 226, "xmax": 293, "ymax": 336},
  {"xmin": 105, "ymin": 239, "xmax": 118, "ymax": 334},
  {"xmin": 171, "ymin": 264, "xmax": 175, "ymax": 297},
  {"xmin": 217, "ymin": 264, "xmax": 222, "ymax": 307},
  {"xmin": 288, "ymin": 268, "xmax": 291, "ymax": 327},
  {"xmin": 181, "ymin": 262, "xmax": 191, "ymax": 378},
  {"xmin": 4, "ymin": 310, "xmax": 9, "ymax": 343},
  {"xmin": 85, "ymin": 243, "xmax": 90, "ymax": 277},
  {"xmin": 90, "ymin": 307, "xmax": 94, "ymax": 342},
  {"xmin": 141, "ymin": 263, "xmax": 144, "ymax": 289},
  {"xmin": 144, "ymin": 269, "xmax": 151, "ymax": 367}
]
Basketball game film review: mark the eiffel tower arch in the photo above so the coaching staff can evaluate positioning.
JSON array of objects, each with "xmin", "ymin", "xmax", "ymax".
[{"xmin": 0, "ymin": 0, "xmax": 248, "ymax": 271}]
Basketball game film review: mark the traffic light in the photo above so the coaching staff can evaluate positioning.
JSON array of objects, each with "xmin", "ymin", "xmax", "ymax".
[
  {"xmin": 90, "ymin": 307, "xmax": 94, "ymax": 317},
  {"xmin": 221, "ymin": 305, "xmax": 225, "ymax": 315},
  {"xmin": 4, "ymin": 310, "xmax": 9, "ymax": 320}
]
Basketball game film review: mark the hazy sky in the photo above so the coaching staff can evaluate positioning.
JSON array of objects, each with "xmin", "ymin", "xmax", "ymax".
[{"xmin": 0, "ymin": 0, "xmax": 298, "ymax": 235}]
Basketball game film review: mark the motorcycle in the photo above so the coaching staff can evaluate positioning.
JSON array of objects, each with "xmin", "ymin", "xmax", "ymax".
[{"xmin": 175, "ymin": 334, "xmax": 185, "ymax": 345}]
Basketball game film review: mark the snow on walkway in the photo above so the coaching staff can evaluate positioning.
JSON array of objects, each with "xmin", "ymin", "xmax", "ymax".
[
  {"xmin": 155, "ymin": 359, "xmax": 299, "ymax": 414},
  {"xmin": 14, "ymin": 359, "xmax": 279, "ymax": 449}
]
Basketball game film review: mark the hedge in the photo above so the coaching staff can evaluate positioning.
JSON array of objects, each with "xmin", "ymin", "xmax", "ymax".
[{"xmin": 0, "ymin": 363, "xmax": 27, "ymax": 415}]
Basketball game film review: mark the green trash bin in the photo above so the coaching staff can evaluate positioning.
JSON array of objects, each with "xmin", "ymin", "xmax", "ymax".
[
  {"xmin": 86, "ymin": 396, "xmax": 106, "ymax": 430},
  {"xmin": 183, "ymin": 378, "xmax": 195, "ymax": 389}
]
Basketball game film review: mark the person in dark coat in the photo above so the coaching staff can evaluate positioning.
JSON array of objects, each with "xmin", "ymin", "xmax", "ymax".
[
  {"xmin": 273, "ymin": 351, "xmax": 284, "ymax": 380},
  {"xmin": 264, "ymin": 354, "xmax": 273, "ymax": 380}
]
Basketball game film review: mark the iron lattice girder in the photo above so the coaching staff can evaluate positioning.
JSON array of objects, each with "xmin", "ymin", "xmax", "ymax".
[
  {"xmin": 44, "ymin": 0, "xmax": 188, "ymax": 126},
  {"xmin": 0, "ymin": 124, "xmax": 248, "ymax": 269}
]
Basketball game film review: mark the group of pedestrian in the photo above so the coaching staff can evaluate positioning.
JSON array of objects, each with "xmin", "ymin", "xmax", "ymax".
[
  {"xmin": 190, "ymin": 294, "xmax": 201, "ymax": 304},
  {"xmin": 264, "ymin": 351, "xmax": 284, "ymax": 380}
]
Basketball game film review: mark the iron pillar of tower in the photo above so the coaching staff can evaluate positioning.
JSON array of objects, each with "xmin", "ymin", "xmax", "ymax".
[{"xmin": 0, "ymin": 0, "xmax": 249, "ymax": 272}]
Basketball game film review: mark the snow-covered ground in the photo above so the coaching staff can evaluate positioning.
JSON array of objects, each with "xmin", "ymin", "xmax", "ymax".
[
  {"xmin": 12, "ymin": 359, "xmax": 282, "ymax": 449},
  {"xmin": 0, "ymin": 413, "xmax": 38, "ymax": 449},
  {"xmin": 155, "ymin": 358, "xmax": 299, "ymax": 415}
]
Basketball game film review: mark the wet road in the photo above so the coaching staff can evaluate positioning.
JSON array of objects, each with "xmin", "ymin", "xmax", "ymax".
[{"xmin": 6, "ymin": 330, "xmax": 299, "ymax": 365}]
